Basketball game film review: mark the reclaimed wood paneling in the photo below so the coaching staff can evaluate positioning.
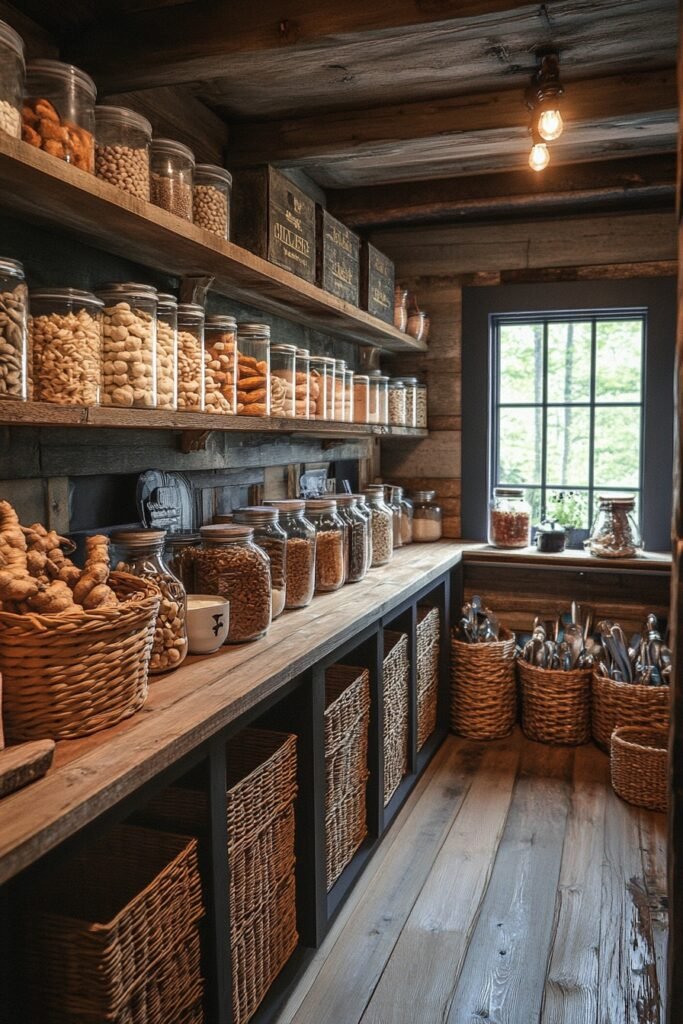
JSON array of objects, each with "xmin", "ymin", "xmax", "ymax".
[{"xmin": 316, "ymin": 208, "xmax": 360, "ymax": 306}]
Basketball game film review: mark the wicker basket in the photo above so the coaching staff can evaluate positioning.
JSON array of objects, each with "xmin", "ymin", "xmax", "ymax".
[
  {"xmin": 416, "ymin": 606, "xmax": 440, "ymax": 750},
  {"xmin": 450, "ymin": 630, "xmax": 517, "ymax": 740},
  {"xmin": 325, "ymin": 665, "xmax": 371, "ymax": 890},
  {"xmin": 383, "ymin": 630, "xmax": 409, "ymax": 806},
  {"xmin": 518, "ymin": 661, "xmax": 592, "ymax": 746},
  {"xmin": 0, "ymin": 572, "xmax": 160, "ymax": 742},
  {"xmin": 592, "ymin": 673, "xmax": 670, "ymax": 752},
  {"xmin": 610, "ymin": 726, "xmax": 668, "ymax": 812}
]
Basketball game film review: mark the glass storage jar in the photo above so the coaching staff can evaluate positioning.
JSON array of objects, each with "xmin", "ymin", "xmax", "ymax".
[
  {"xmin": 335, "ymin": 494, "xmax": 370, "ymax": 583},
  {"xmin": 295, "ymin": 347, "xmax": 311, "ymax": 419},
  {"xmin": 0, "ymin": 20, "xmax": 24, "ymax": 139},
  {"xmin": 264, "ymin": 499, "xmax": 316, "ymax": 608},
  {"xmin": 112, "ymin": 528, "xmax": 188, "ymax": 674},
  {"xmin": 204, "ymin": 314, "xmax": 236, "ymax": 415},
  {"xmin": 195, "ymin": 524, "xmax": 272, "ymax": 643},
  {"xmin": 334, "ymin": 359, "xmax": 346, "ymax": 421},
  {"xmin": 156, "ymin": 292, "xmax": 178, "ymax": 411},
  {"xmin": 588, "ymin": 494, "xmax": 642, "ymax": 558},
  {"xmin": 150, "ymin": 137, "xmax": 194, "ymax": 221},
  {"xmin": 193, "ymin": 164, "xmax": 232, "ymax": 239},
  {"xmin": 271, "ymin": 343, "xmax": 297, "ymax": 419},
  {"xmin": 388, "ymin": 379, "xmax": 407, "ymax": 426},
  {"xmin": 353, "ymin": 373, "xmax": 369, "ymax": 424},
  {"xmin": 488, "ymin": 487, "xmax": 530, "ymax": 548},
  {"xmin": 394, "ymin": 376, "xmax": 417, "ymax": 428},
  {"xmin": 176, "ymin": 302, "xmax": 204, "ymax": 412},
  {"xmin": 412, "ymin": 490, "xmax": 443, "ymax": 542},
  {"xmin": 236, "ymin": 322, "xmax": 270, "ymax": 416},
  {"xmin": 94, "ymin": 105, "xmax": 151, "ymax": 200},
  {"xmin": 164, "ymin": 531, "xmax": 200, "ymax": 593},
  {"xmin": 368, "ymin": 370, "xmax": 389, "ymax": 425},
  {"xmin": 98, "ymin": 282, "xmax": 157, "ymax": 409},
  {"xmin": 352, "ymin": 493, "xmax": 373, "ymax": 566},
  {"xmin": 344, "ymin": 368, "xmax": 354, "ymax": 423},
  {"xmin": 385, "ymin": 485, "xmax": 404, "ymax": 548},
  {"xmin": 30, "ymin": 288, "xmax": 103, "ymax": 407},
  {"xmin": 394, "ymin": 286, "xmax": 408, "ymax": 332},
  {"xmin": 415, "ymin": 381, "xmax": 428, "ymax": 428},
  {"xmin": 0, "ymin": 258, "xmax": 28, "ymax": 401},
  {"xmin": 399, "ymin": 489, "xmax": 413, "ymax": 544},
  {"xmin": 24, "ymin": 60, "xmax": 96, "ymax": 171},
  {"xmin": 305, "ymin": 498, "xmax": 345, "ymax": 592},
  {"xmin": 362, "ymin": 489, "xmax": 394, "ymax": 566},
  {"xmin": 233, "ymin": 506, "xmax": 287, "ymax": 618},
  {"xmin": 407, "ymin": 311, "xmax": 428, "ymax": 343},
  {"xmin": 309, "ymin": 355, "xmax": 335, "ymax": 421}
]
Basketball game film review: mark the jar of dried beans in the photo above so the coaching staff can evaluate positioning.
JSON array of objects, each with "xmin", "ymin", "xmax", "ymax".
[
  {"xmin": 193, "ymin": 164, "xmax": 232, "ymax": 239},
  {"xmin": 195, "ymin": 524, "xmax": 272, "ymax": 643},
  {"xmin": 271, "ymin": 343, "xmax": 296, "ymax": 419},
  {"xmin": 233, "ymin": 506, "xmax": 287, "ymax": 619},
  {"xmin": 30, "ymin": 288, "xmax": 103, "ymax": 407},
  {"xmin": 204, "ymin": 314, "xmax": 236, "ymax": 415},
  {"xmin": 0, "ymin": 19, "xmax": 24, "ymax": 140},
  {"xmin": 412, "ymin": 490, "xmax": 443, "ymax": 542},
  {"xmin": 24, "ymin": 60, "xmax": 96, "ymax": 172},
  {"xmin": 156, "ymin": 292, "xmax": 178, "ymax": 411},
  {"xmin": 335, "ymin": 494, "xmax": 370, "ymax": 583},
  {"xmin": 295, "ymin": 347, "xmax": 311, "ymax": 418},
  {"xmin": 236, "ymin": 322, "xmax": 270, "ymax": 417},
  {"xmin": 150, "ymin": 137, "xmax": 194, "ymax": 221},
  {"xmin": 176, "ymin": 302, "xmax": 205, "ymax": 411},
  {"xmin": 264, "ymin": 499, "xmax": 316, "ymax": 609},
  {"xmin": 94, "ymin": 105, "xmax": 151, "ymax": 200},
  {"xmin": 0, "ymin": 258, "xmax": 28, "ymax": 401},
  {"xmin": 98, "ymin": 282, "xmax": 157, "ymax": 409},
  {"xmin": 488, "ymin": 487, "xmax": 530, "ymax": 549},
  {"xmin": 305, "ymin": 498, "xmax": 345, "ymax": 593},
  {"xmin": 362, "ymin": 489, "xmax": 394, "ymax": 566}
]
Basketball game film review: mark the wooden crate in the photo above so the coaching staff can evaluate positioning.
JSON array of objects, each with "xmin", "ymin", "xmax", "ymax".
[
  {"xmin": 360, "ymin": 241, "xmax": 395, "ymax": 324},
  {"xmin": 316, "ymin": 207, "xmax": 360, "ymax": 305}
]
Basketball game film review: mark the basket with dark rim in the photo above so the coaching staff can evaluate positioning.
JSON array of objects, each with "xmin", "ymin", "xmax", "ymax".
[
  {"xmin": 325, "ymin": 665, "xmax": 371, "ymax": 890},
  {"xmin": 383, "ymin": 630, "xmax": 409, "ymax": 806},
  {"xmin": 450, "ymin": 629, "xmax": 517, "ymax": 740},
  {"xmin": 610, "ymin": 726, "xmax": 668, "ymax": 812},
  {"xmin": 518, "ymin": 661, "xmax": 592, "ymax": 746},
  {"xmin": 0, "ymin": 571, "xmax": 160, "ymax": 742},
  {"xmin": 417, "ymin": 606, "xmax": 440, "ymax": 750},
  {"xmin": 591, "ymin": 672, "xmax": 670, "ymax": 752}
]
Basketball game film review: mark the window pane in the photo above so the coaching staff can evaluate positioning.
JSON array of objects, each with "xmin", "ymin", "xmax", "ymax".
[
  {"xmin": 593, "ymin": 406, "xmax": 641, "ymax": 488},
  {"xmin": 546, "ymin": 489, "xmax": 590, "ymax": 530},
  {"xmin": 497, "ymin": 407, "xmax": 542, "ymax": 486},
  {"xmin": 520, "ymin": 487, "xmax": 542, "ymax": 527},
  {"xmin": 498, "ymin": 323, "xmax": 543, "ymax": 404},
  {"xmin": 545, "ymin": 406, "xmax": 590, "ymax": 487},
  {"xmin": 595, "ymin": 320, "xmax": 643, "ymax": 402},
  {"xmin": 547, "ymin": 322, "xmax": 592, "ymax": 403}
]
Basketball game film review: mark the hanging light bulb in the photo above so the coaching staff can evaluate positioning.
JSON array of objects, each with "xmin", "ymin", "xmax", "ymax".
[
  {"xmin": 537, "ymin": 107, "xmax": 564, "ymax": 142},
  {"xmin": 529, "ymin": 141, "xmax": 550, "ymax": 172},
  {"xmin": 525, "ymin": 52, "xmax": 564, "ymax": 168}
]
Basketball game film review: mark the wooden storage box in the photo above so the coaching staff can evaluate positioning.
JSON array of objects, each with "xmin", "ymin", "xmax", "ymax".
[
  {"xmin": 316, "ymin": 207, "xmax": 360, "ymax": 305},
  {"xmin": 231, "ymin": 166, "xmax": 316, "ymax": 283},
  {"xmin": 360, "ymin": 241, "xmax": 395, "ymax": 324},
  {"xmin": 416, "ymin": 606, "xmax": 440, "ymax": 750},
  {"xmin": 383, "ymin": 630, "xmax": 409, "ymax": 805}
]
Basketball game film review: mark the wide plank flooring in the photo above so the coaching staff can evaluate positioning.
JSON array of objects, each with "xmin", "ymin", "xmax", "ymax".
[{"xmin": 277, "ymin": 731, "xmax": 667, "ymax": 1024}]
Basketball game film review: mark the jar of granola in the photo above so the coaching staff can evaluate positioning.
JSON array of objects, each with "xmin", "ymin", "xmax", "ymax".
[
  {"xmin": 195, "ymin": 524, "xmax": 272, "ymax": 643},
  {"xmin": 204, "ymin": 314, "xmax": 236, "ymax": 415}
]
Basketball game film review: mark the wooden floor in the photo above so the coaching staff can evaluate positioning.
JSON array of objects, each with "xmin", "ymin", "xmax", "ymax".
[{"xmin": 277, "ymin": 731, "xmax": 668, "ymax": 1024}]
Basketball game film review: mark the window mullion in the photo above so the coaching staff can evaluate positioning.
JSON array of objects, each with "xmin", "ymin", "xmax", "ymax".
[
  {"xmin": 588, "ymin": 317, "xmax": 597, "ymax": 525},
  {"xmin": 541, "ymin": 321, "xmax": 548, "ymax": 519}
]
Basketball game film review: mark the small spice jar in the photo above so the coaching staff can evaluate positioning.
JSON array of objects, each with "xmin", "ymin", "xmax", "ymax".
[
  {"xmin": 588, "ymin": 494, "xmax": 642, "ymax": 558},
  {"xmin": 488, "ymin": 487, "xmax": 530, "ymax": 549},
  {"xmin": 344, "ymin": 368, "xmax": 354, "ymax": 423},
  {"xmin": 271, "ymin": 343, "xmax": 297, "ymax": 418},
  {"xmin": 233, "ymin": 506, "xmax": 287, "ymax": 619},
  {"xmin": 353, "ymin": 373, "xmax": 370, "ymax": 424},
  {"xmin": 407, "ymin": 310, "xmax": 428, "ymax": 343},
  {"xmin": 388, "ymin": 379, "xmax": 407, "ymax": 426},
  {"xmin": 394, "ymin": 286, "xmax": 408, "ymax": 332},
  {"xmin": 333, "ymin": 359, "xmax": 347, "ymax": 421},
  {"xmin": 264, "ymin": 499, "xmax": 316, "ymax": 609},
  {"xmin": 23, "ymin": 60, "xmax": 96, "ymax": 172},
  {"xmin": 112, "ymin": 529, "xmax": 188, "ymax": 674},
  {"xmin": 352, "ymin": 493, "xmax": 373, "ymax": 566},
  {"xmin": 30, "ymin": 288, "xmax": 103, "ymax": 407},
  {"xmin": 94, "ymin": 105, "xmax": 151, "ymax": 200},
  {"xmin": 0, "ymin": 258, "xmax": 28, "ymax": 401},
  {"xmin": 204, "ymin": 314, "xmax": 236, "ymax": 415},
  {"xmin": 368, "ymin": 370, "xmax": 389, "ymax": 425},
  {"xmin": 193, "ymin": 164, "xmax": 232, "ymax": 239},
  {"xmin": 195, "ymin": 524, "xmax": 272, "ymax": 643},
  {"xmin": 394, "ymin": 376, "xmax": 418, "ymax": 428},
  {"xmin": 309, "ymin": 355, "xmax": 335, "ymax": 421},
  {"xmin": 415, "ymin": 381, "xmax": 428, "ymax": 428},
  {"xmin": 98, "ymin": 282, "xmax": 157, "ymax": 409},
  {"xmin": 334, "ymin": 494, "xmax": 370, "ymax": 583},
  {"xmin": 164, "ymin": 531, "xmax": 200, "ymax": 592},
  {"xmin": 177, "ymin": 302, "xmax": 205, "ymax": 412},
  {"xmin": 0, "ymin": 19, "xmax": 24, "ymax": 139},
  {"xmin": 295, "ymin": 347, "xmax": 311, "ymax": 419},
  {"xmin": 412, "ymin": 490, "xmax": 443, "ymax": 542},
  {"xmin": 236, "ymin": 322, "xmax": 270, "ymax": 416},
  {"xmin": 156, "ymin": 292, "xmax": 178, "ymax": 411},
  {"xmin": 150, "ymin": 138, "xmax": 194, "ymax": 221},
  {"xmin": 305, "ymin": 498, "xmax": 345, "ymax": 593},
  {"xmin": 362, "ymin": 489, "xmax": 394, "ymax": 566}
]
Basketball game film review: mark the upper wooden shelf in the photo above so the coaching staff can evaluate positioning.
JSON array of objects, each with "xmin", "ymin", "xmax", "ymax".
[{"xmin": 0, "ymin": 136, "xmax": 424, "ymax": 354}]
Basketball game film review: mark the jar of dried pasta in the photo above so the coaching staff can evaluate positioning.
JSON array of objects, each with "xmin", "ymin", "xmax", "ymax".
[
  {"xmin": 264, "ymin": 499, "xmax": 316, "ymax": 609},
  {"xmin": 177, "ymin": 302, "xmax": 205, "ymax": 412},
  {"xmin": 237, "ymin": 322, "xmax": 270, "ymax": 416},
  {"xmin": 305, "ymin": 498, "xmax": 345, "ymax": 593},
  {"xmin": 271, "ymin": 343, "xmax": 297, "ymax": 419},
  {"xmin": 233, "ymin": 506, "xmax": 287, "ymax": 619},
  {"xmin": 30, "ymin": 288, "xmax": 103, "ymax": 407},
  {"xmin": 195, "ymin": 523, "xmax": 272, "ymax": 643},
  {"xmin": 98, "ymin": 282, "xmax": 157, "ymax": 409},
  {"xmin": 204, "ymin": 314, "xmax": 236, "ymax": 415}
]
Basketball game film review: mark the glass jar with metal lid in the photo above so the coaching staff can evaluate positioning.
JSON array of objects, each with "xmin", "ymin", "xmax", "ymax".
[
  {"xmin": 177, "ymin": 303, "xmax": 205, "ymax": 412},
  {"xmin": 195, "ymin": 523, "xmax": 272, "ymax": 642},
  {"xmin": 295, "ymin": 347, "xmax": 311, "ymax": 418},
  {"xmin": 112, "ymin": 528, "xmax": 188, "ymax": 674},
  {"xmin": 271, "ymin": 343, "xmax": 297, "ymax": 419},
  {"xmin": 309, "ymin": 355, "xmax": 335, "ymax": 421},
  {"xmin": 368, "ymin": 370, "xmax": 389, "ymax": 425},
  {"xmin": 0, "ymin": 19, "xmax": 24, "ymax": 139},
  {"xmin": 393, "ymin": 376, "xmax": 418, "ymax": 428},
  {"xmin": 305, "ymin": 498, "xmax": 345, "ymax": 592},
  {"xmin": 164, "ymin": 531, "xmax": 200, "ymax": 593},
  {"xmin": 237, "ymin": 322, "xmax": 270, "ymax": 416},
  {"xmin": 334, "ymin": 494, "xmax": 370, "ymax": 583},
  {"xmin": 353, "ymin": 373, "xmax": 369, "ymax": 424},
  {"xmin": 150, "ymin": 137, "xmax": 194, "ymax": 220},
  {"xmin": 94, "ymin": 105, "xmax": 151, "ymax": 199},
  {"xmin": 488, "ymin": 487, "xmax": 530, "ymax": 548},
  {"xmin": 264, "ymin": 498, "xmax": 316, "ymax": 608},
  {"xmin": 193, "ymin": 164, "xmax": 232, "ymax": 239},
  {"xmin": 415, "ymin": 381, "xmax": 428, "ymax": 428},
  {"xmin": 333, "ymin": 359, "xmax": 347, "ymax": 421},
  {"xmin": 351, "ymin": 493, "xmax": 373, "ymax": 566},
  {"xmin": 204, "ymin": 313, "xmax": 236, "ymax": 415},
  {"xmin": 29, "ymin": 288, "xmax": 103, "ymax": 407},
  {"xmin": 411, "ymin": 490, "xmax": 443, "ymax": 542},
  {"xmin": 233, "ymin": 506, "xmax": 287, "ymax": 619},
  {"xmin": 588, "ymin": 494, "xmax": 642, "ymax": 558},
  {"xmin": 98, "ymin": 282, "xmax": 157, "ymax": 409},
  {"xmin": 24, "ymin": 60, "xmax": 96, "ymax": 171},
  {"xmin": 155, "ymin": 293, "xmax": 178, "ymax": 411},
  {"xmin": 362, "ymin": 488, "xmax": 394, "ymax": 566},
  {"xmin": 344, "ymin": 368, "xmax": 354, "ymax": 423},
  {"xmin": 0, "ymin": 258, "xmax": 28, "ymax": 401},
  {"xmin": 384, "ymin": 485, "xmax": 404, "ymax": 548},
  {"xmin": 388, "ymin": 379, "xmax": 407, "ymax": 426}
]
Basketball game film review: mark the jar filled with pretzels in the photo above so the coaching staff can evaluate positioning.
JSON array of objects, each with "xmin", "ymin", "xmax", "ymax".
[
  {"xmin": 23, "ymin": 60, "xmax": 96, "ymax": 172},
  {"xmin": 236, "ymin": 321, "xmax": 270, "ymax": 417}
]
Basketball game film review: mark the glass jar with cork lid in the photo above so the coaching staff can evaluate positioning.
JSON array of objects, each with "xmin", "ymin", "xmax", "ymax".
[{"xmin": 195, "ymin": 524, "xmax": 272, "ymax": 642}]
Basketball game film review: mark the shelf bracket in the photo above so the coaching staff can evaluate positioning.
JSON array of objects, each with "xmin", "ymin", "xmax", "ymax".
[
  {"xmin": 179, "ymin": 429, "xmax": 213, "ymax": 453},
  {"xmin": 179, "ymin": 275, "xmax": 215, "ymax": 305}
]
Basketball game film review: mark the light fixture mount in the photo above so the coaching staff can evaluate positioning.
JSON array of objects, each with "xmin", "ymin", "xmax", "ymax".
[{"xmin": 526, "ymin": 52, "xmax": 564, "ymax": 113}]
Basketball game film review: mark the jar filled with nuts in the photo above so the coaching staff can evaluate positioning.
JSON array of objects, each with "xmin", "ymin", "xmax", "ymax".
[
  {"xmin": 24, "ymin": 60, "xmax": 96, "ymax": 172},
  {"xmin": 236, "ymin": 322, "xmax": 270, "ymax": 417},
  {"xmin": 295, "ymin": 347, "xmax": 311, "ymax": 419},
  {"xmin": 344, "ymin": 368, "xmax": 354, "ymax": 423},
  {"xmin": 177, "ymin": 303, "xmax": 205, "ymax": 412},
  {"xmin": 368, "ymin": 370, "xmax": 389, "ymax": 425},
  {"xmin": 98, "ymin": 282, "xmax": 158, "ymax": 409},
  {"xmin": 362, "ymin": 489, "xmax": 394, "ymax": 567},
  {"xmin": 94, "ymin": 105, "xmax": 151, "ymax": 200},
  {"xmin": 353, "ymin": 373, "xmax": 369, "ymax": 424},
  {"xmin": 271, "ymin": 343, "xmax": 297, "ymax": 419},
  {"xmin": 333, "ymin": 359, "xmax": 346, "ymax": 421},
  {"xmin": 394, "ymin": 376, "xmax": 417, "ymax": 428},
  {"xmin": 204, "ymin": 314, "xmax": 236, "ymax": 415},
  {"xmin": 164, "ymin": 531, "xmax": 200, "ymax": 592},
  {"xmin": 352, "ymin": 493, "xmax": 373, "ymax": 567},
  {"xmin": 0, "ymin": 19, "xmax": 24, "ymax": 140},
  {"xmin": 305, "ymin": 498, "xmax": 345, "ymax": 593},
  {"xmin": 195, "ymin": 524, "xmax": 272, "ymax": 643},
  {"xmin": 412, "ymin": 490, "xmax": 443, "ymax": 543},
  {"xmin": 388, "ymin": 379, "xmax": 407, "ymax": 426},
  {"xmin": 193, "ymin": 164, "xmax": 232, "ymax": 239},
  {"xmin": 263, "ymin": 499, "xmax": 316, "ymax": 609},
  {"xmin": 112, "ymin": 528, "xmax": 188, "ymax": 674},
  {"xmin": 488, "ymin": 487, "xmax": 530, "ymax": 549},
  {"xmin": 233, "ymin": 506, "xmax": 287, "ymax": 618},
  {"xmin": 156, "ymin": 292, "xmax": 178, "ymax": 411},
  {"xmin": 309, "ymin": 355, "xmax": 334, "ymax": 421},
  {"xmin": 150, "ymin": 137, "xmax": 194, "ymax": 221},
  {"xmin": 334, "ymin": 494, "xmax": 370, "ymax": 583},
  {"xmin": 30, "ymin": 288, "xmax": 103, "ymax": 407},
  {"xmin": 415, "ymin": 381, "xmax": 428, "ymax": 428},
  {"xmin": 0, "ymin": 258, "xmax": 28, "ymax": 402}
]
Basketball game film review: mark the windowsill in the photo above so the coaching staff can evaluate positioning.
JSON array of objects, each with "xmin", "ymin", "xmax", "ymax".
[{"xmin": 458, "ymin": 540, "xmax": 671, "ymax": 571}]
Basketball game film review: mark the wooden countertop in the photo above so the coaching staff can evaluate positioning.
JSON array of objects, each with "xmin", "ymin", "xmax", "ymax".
[
  {"xmin": 0, "ymin": 541, "xmax": 461, "ymax": 885},
  {"xmin": 458, "ymin": 541, "xmax": 671, "ymax": 572}
]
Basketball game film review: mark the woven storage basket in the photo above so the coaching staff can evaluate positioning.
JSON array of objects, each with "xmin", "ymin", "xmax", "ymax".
[
  {"xmin": 610, "ymin": 726, "xmax": 668, "ymax": 812},
  {"xmin": 325, "ymin": 665, "xmax": 371, "ymax": 890},
  {"xmin": 416, "ymin": 606, "xmax": 440, "ymax": 750},
  {"xmin": 450, "ymin": 630, "xmax": 517, "ymax": 740},
  {"xmin": 518, "ymin": 661, "xmax": 592, "ymax": 746},
  {"xmin": 383, "ymin": 630, "xmax": 409, "ymax": 806},
  {"xmin": 0, "ymin": 572, "xmax": 160, "ymax": 742},
  {"xmin": 24, "ymin": 824, "xmax": 204, "ymax": 1024},
  {"xmin": 592, "ymin": 673, "xmax": 670, "ymax": 752}
]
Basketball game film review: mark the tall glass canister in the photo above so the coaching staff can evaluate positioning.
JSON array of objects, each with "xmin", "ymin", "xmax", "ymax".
[
  {"xmin": 204, "ymin": 314, "xmax": 236, "ymax": 415},
  {"xmin": 177, "ymin": 302, "xmax": 205, "ymax": 412},
  {"xmin": 333, "ymin": 358, "xmax": 346, "ymax": 421},
  {"xmin": 233, "ymin": 506, "xmax": 288, "ymax": 619},
  {"xmin": 270, "ymin": 343, "xmax": 297, "ymax": 419},
  {"xmin": 335, "ymin": 494, "xmax": 370, "ymax": 583},
  {"xmin": 195, "ymin": 524, "xmax": 272, "ymax": 642},
  {"xmin": 30, "ymin": 288, "xmax": 102, "ymax": 407},
  {"xmin": 264, "ymin": 499, "xmax": 316, "ymax": 608},
  {"xmin": 305, "ymin": 498, "xmax": 345, "ymax": 592},
  {"xmin": 98, "ymin": 282, "xmax": 157, "ymax": 409},
  {"xmin": 156, "ymin": 292, "xmax": 178, "ymax": 411},
  {"xmin": 309, "ymin": 355, "xmax": 334, "ymax": 421},
  {"xmin": 0, "ymin": 258, "xmax": 28, "ymax": 401},
  {"xmin": 236, "ymin": 322, "xmax": 270, "ymax": 416},
  {"xmin": 295, "ymin": 347, "xmax": 311, "ymax": 419},
  {"xmin": 0, "ymin": 20, "xmax": 24, "ymax": 139},
  {"xmin": 362, "ymin": 489, "xmax": 394, "ymax": 566}
]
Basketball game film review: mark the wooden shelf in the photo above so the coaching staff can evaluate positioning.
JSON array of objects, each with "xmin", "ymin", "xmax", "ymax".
[
  {"xmin": 0, "ymin": 135, "xmax": 425, "ymax": 354},
  {"xmin": 459, "ymin": 541, "xmax": 671, "ymax": 571}
]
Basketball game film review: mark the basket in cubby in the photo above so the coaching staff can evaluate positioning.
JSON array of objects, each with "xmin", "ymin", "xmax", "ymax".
[
  {"xmin": 591, "ymin": 673, "xmax": 670, "ymax": 752},
  {"xmin": 450, "ymin": 630, "xmax": 517, "ymax": 740},
  {"xmin": 518, "ymin": 661, "xmax": 592, "ymax": 746},
  {"xmin": 0, "ymin": 572, "xmax": 160, "ymax": 742},
  {"xmin": 383, "ymin": 630, "xmax": 409, "ymax": 806},
  {"xmin": 416, "ymin": 606, "xmax": 440, "ymax": 750},
  {"xmin": 610, "ymin": 726, "xmax": 668, "ymax": 812},
  {"xmin": 325, "ymin": 665, "xmax": 371, "ymax": 890}
]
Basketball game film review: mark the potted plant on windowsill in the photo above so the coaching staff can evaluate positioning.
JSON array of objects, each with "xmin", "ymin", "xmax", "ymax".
[{"xmin": 546, "ymin": 491, "xmax": 588, "ymax": 550}]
